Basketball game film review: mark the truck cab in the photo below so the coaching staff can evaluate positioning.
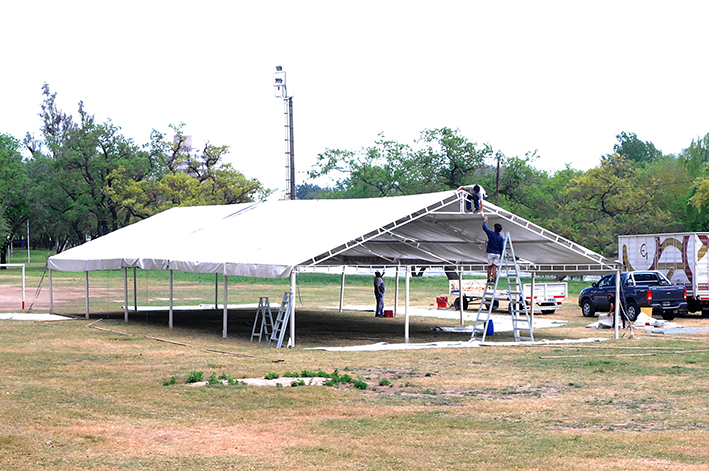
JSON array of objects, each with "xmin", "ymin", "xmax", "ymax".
[{"xmin": 579, "ymin": 270, "xmax": 686, "ymax": 321}]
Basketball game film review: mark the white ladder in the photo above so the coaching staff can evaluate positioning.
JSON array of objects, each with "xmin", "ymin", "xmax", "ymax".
[
  {"xmin": 471, "ymin": 233, "xmax": 534, "ymax": 342},
  {"xmin": 269, "ymin": 292, "xmax": 293, "ymax": 348},
  {"xmin": 250, "ymin": 297, "xmax": 274, "ymax": 342}
]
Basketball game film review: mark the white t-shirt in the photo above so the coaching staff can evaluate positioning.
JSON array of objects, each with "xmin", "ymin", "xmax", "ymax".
[{"xmin": 463, "ymin": 184, "xmax": 486, "ymax": 200}]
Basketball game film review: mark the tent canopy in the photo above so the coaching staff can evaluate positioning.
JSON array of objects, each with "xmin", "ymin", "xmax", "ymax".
[{"xmin": 47, "ymin": 191, "xmax": 619, "ymax": 278}]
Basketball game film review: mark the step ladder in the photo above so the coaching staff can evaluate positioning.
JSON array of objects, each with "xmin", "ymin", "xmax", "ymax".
[
  {"xmin": 250, "ymin": 297, "xmax": 274, "ymax": 342},
  {"xmin": 269, "ymin": 292, "xmax": 293, "ymax": 348},
  {"xmin": 471, "ymin": 232, "xmax": 534, "ymax": 343}
]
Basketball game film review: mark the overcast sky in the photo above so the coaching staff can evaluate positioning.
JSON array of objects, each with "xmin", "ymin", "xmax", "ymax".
[{"xmin": 2, "ymin": 1, "xmax": 708, "ymax": 197}]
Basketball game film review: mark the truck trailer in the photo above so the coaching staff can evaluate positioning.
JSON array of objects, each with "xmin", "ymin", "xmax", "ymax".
[{"xmin": 619, "ymin": 232, "xmax": 709, "ymax": 314}]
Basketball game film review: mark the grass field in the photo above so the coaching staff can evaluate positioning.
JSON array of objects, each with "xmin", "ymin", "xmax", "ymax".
[{"xmin": 2, "ymin": 250, "xmax": 709, "ymax": 470}]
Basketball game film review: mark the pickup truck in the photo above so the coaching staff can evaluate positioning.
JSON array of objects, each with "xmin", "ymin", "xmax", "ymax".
[{"xmin": 578, "ymin": 270, "xmax": 687, "ymax": 321}]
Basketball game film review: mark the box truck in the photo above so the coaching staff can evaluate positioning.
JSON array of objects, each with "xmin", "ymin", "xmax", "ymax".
[{"xmin": 618, "ymin": 233, "xmax": 709, "ymax": 314}]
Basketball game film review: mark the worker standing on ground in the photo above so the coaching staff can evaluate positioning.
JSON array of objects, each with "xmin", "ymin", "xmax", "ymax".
[
  {"xmin": 373, "ymin": 271, "xmax": 386, "ymax": 317},
  {"xmin": 483, "ymin": 216, "xmax": 504, "ymax": 284},
  {"xmin": 457, "ymin": 184, "xmax": 487, "ymax": 213}
]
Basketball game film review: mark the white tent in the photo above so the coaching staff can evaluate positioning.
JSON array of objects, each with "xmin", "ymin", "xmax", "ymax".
[{"xmin": 47, "ymin": 191, "xmax": 621, "ymax": 342}]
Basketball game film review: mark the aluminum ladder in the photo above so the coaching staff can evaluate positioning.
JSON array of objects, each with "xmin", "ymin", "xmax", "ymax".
[
  {"xmin": 269, "ymin": 292, "xmax": 292, "ymax": 348},
  {"xmin": 471, "ymin": 232, "xmax": 534, "ymax": 342},
  {"xmin": 250, "ymin": 297, "xmax": 274, "ymax": 342}
]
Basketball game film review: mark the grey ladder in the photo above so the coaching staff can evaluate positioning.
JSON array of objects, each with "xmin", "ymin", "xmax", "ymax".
[
  {"xmin": 269, "ymin": 292, "xmax": 293, "ymax": 348},
  {"xmin": 471, "ymin": 232, "xmax": 534, "ymax": 342},
  {"xmin": 250, "ymin": 297, "xmax": 274, "ymax": 342}
]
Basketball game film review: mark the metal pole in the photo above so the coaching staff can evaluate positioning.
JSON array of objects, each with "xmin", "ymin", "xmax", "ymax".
[
  {"xmin": 169, "ymin": 269, "xmax": 173, "ymax": 329},
  {"xmin": 290, "ymin": 270, "xmax": 297, "ymax": 347},
  {"xmin": 405, "ymin": 265, "xmax": 411, "ymax": 343},
  {"xmin": 223, "ymin": 275, "xmax": 228, "ymax": 338},
  {"xmin": 21, "ymin": 264, "xmax": 25, "ymax": 310},
  {"xmin": 27, "ymin": 220, "xmax": 30, "ymax": 263},
  {"xmin": 288, "ymin": 96, "xmax": 296, "ymax": 200},
  {"xmin": 133, "ymin": 268, "xmax": 137, "ymax": 312},
  {"xmin": 85, "ymin": 271, "xmax": 89, "ymax": 319},
  {"xmin": 339, "ymin": 266, "xmax": 346, "ymax": 312},
  {"xmin": 215, "ymin": 273, "xmax": 219, "ymax": 310},
  {"xmin": 49, "ymin": 269, "xmax": 53, "ymax": 314},
  {"xmin": 458, "ymin": 269, "xmax": 464, "ymax": 325},
  {"xmin": 124, "ymin": 268, "xmax": 128, "ymax": 322}
]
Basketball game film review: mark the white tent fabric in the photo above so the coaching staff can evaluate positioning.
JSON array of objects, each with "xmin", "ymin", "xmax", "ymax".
[{"xmin": 47, "ymin": 191, "xmax": 619, "ymax": 277}]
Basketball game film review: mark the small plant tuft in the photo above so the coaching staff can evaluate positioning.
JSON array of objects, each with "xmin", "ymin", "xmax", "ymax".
[
  {"xmin": 163, "ymin": 376, "xmax": 177, "ymax": 386},
  {"xmin": 265, "ymin": 372, "xmax": 280, "ymax": 380},
  {"xmin": 187, "ymin": 371, "xmax": 203, "ymax": 383}
]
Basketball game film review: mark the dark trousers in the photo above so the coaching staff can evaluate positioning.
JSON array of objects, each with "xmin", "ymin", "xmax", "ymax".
[{"xmin": 465, "ymin": 193, "xmax": 481, "ymax": 211}]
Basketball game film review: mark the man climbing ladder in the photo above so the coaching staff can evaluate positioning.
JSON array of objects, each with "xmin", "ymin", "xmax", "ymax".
[
  {"xmin": 471, "ymin": 231, "xmax": 535, "ymax": 343},
  {"xmin": 482, "ymin": 216, "xmax": 504, "ymax": 284}
]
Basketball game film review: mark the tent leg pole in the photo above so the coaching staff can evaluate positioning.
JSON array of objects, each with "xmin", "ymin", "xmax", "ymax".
[
  {"xmin": 530, "ymin": 272, "xmax": 536, "ymax": 317},
  {"xmin": 458, "ymin": 268, "xmax": 464, "ymax": 325},
  {"xmin": 223, "ymin": 275, "xmax": 228, "ymax": 338},
  {"xmin": 215, "ymin": 273, "xmax": 219, "ymax": 310},
  {"xmin": 394, "ymin": 266, "xmax": 400, "ymax": 318},
  {"xmin": 339, "ymin": 266, "xmax": 345, "ymax": 313},
  {"xmin": 124, "ymin": 268, "xmax": 129, "ymax": 322},
  {"xmin": 49, "ymin": 269, "xmax": 53, "ymax": 314},
  {"xmin": 405, "ymin": 265, "xmax": 411, "ymax": 343},
  {"xmin": 133, "ymin": 268, "xmax": 137, "ymax": 312},
  {"xmin": 85, "ymin": 271, "xmax": 90, "ymax": 319},
  {"xmin": 614, "ymin": 268, "xmax": 620, "ymax": 340},
  {"xmin": 169, "ymin": 269, "xmax": 173, "ymax": 329},
  {"xmin": 290, "ymin": 270, "xmax": 297, "ymax": 347}
]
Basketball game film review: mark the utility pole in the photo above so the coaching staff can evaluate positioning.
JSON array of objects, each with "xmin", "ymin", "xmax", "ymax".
[{"xmin": 274, "ymin": 66, "xmax": 296, "ymax": 200}]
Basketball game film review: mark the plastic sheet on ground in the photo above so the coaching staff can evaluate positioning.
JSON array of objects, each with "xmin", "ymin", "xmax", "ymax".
[
  {"xmin": 305, "ymin": 337, "xmax": 608, "ymax": 352},
  {"xmin": 0, "ymin": 313, "xmax": 73, "ymax": 321}
]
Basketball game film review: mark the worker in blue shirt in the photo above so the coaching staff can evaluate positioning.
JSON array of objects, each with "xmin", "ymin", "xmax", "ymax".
[{"xmin": 483, "ymin": 216, "xmax": 504, "ymax": 283}]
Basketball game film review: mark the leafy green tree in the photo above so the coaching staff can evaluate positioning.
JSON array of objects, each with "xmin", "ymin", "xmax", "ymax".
[
  {"xmin": 563, "ymin": 153, "xmax": 678, "ymax": 256},
  {"xmin": 106, "ymin": 124, "xmax": 269, "ymax": 221},
  {"xmin": 308, "ymin": 128, "xmax": 494, "ymax": 198},
  {"xmin": 0, "ymin": 133, "xmax": 31, "ymax": 265},
  {"xmin": 23, "ymin": 84, "xmax": 154, "ymax": 246},
  {"xmin": 613, "ymin": 131, "xmax": 661, "ymax": 164}
]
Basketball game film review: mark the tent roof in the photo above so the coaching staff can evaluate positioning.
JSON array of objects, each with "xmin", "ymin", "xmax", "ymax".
[{"xmin": 47, "ymin": 191, "xmax": 619, "ymax": 278}]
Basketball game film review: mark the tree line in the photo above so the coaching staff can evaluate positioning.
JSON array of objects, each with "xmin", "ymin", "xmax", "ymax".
[
  {"xmin": 302, "ymin": 128, "xmax": 709, "ymax": 257},
  {"xmin": 2, "ymin": 85, "xmax": 709, "ymax": 264},
  {"xmin": 0, "ymin": 84, "xmax": 269, "ymax": 264}
]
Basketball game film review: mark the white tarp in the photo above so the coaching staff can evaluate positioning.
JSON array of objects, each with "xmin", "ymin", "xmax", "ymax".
[{"xmin": 48, "ymin": 191, "xmax": 618, "ymax": 278}]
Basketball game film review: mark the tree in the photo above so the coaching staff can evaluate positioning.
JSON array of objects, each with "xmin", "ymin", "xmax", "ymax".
[
  {"xmin": 0, "ymin": 133, "xmax": 30, "ymax": 265},
  {"xmin": 563, "ymin": 153, "xmax": 676, "ymax": 256},
  {"xmin": 308, "ymin": 128, "xmax": 495, "ymax": 198},
  {"xmin": 107, "ymin": 124, "xmax": 269, "ymax": 221},
  {"xmin": 613, "ymin": 131, "xmax": 661, "ymax": 165}
]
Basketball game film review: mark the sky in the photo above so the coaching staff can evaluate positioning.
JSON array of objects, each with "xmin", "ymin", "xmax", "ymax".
[{"xmin": 2, "ymin": 1, "xmax": 708, "ymax": 197}]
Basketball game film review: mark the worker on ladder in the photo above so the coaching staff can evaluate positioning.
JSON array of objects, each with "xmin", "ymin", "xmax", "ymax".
[{"xmin": 483, "ymin": 216, "xmax": 504, "ymax": 284}]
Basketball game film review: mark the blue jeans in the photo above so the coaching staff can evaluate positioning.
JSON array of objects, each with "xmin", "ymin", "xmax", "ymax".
[{"xmin": 375, "ymin": 295, "xmax": 384, "ymax": 316}]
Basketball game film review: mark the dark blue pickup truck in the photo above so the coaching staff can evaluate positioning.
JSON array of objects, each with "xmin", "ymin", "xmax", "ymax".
[{"xmin": 579, "ymin": 270, "xmax": 687, "ymax": 321}]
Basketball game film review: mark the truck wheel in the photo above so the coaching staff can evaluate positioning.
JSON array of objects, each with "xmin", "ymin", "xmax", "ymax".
[
  {"xmin": 581, "ymin": 299, "xmax": 594, "ymax": 317},
  {"xmin": 453, "ymin": 296, "xmax": 469, "ymax": 310},
  {"xmin": 625, "ymin": 302, "xmax": 640, "ymax": 322},
  {"xmin": 483, "ymin": 300, "xmax": 500, "ymax": 311},
  {"xmin": 662, "ymin": 310, "xmax": 677, "ymax": 321}
]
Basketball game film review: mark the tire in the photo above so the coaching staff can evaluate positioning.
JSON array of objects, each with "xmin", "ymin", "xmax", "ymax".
[
  {"xmin": 580, "ymin": 299, "xmax": 594, "ymax": 318},
  {"xmin": 483, "ymin": 300, "xmax": 500, "ymax": 311},
  {"xmin": 453, "ymin": 296, "xmax": 469, "ymax": 310},
  {"xmin": 625, "ymin": 302, "xmax": 640, "ymax": 322},
  {"xmin": 541, "ymin": 309, "xmax": 555, "ymax": 315}
]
